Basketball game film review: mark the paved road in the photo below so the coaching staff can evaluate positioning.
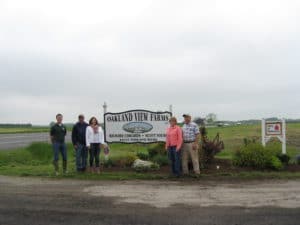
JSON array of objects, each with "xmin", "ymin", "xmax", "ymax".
[
  {"xmin": 0, "ymin": 133, "xmax": 72, "ymax": 150},
  {"xmin": 0, "ymin": 176, "xmax": 299, "ymax": 225}
]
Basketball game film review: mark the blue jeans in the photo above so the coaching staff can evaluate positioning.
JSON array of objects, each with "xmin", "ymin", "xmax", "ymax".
[
  {"xmin": 75, "ymin": 144, "xmax": 88, "ymax": 171},
  {"xmin": 52, "ymin": 142, "xmax": 67, "ymax": 162},
  {"xmin": 168, "ymin": 146, "xmax": 181, "ymax": 176}
]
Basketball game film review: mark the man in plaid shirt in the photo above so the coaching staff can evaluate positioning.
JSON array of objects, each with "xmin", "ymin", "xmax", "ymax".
[{"xmin": 181, "ymin": 113, "xmax": 201, "ymax": 175}]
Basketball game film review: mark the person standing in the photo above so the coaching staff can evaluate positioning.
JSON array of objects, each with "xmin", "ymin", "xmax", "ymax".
[
  {"xmin": 50, "ymin": 113, "xmax": 67, "ymax": 175},
  {"xmin": 72, "ymin": 114, "xmax": 89, "ymax": 172},
  {"xmin": 165, "ymin": 117, "xmax": 183, "ymax": 177},
  {"xmin": 181, "ymin": 114, "xmax": 201, "ymax": 175},
  {"xmin": 86, "ymin": 117, "xmax": 105, "ymax": 174}
]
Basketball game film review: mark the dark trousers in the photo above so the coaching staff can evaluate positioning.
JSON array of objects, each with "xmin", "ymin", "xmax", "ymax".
[
  {"xmin": 75, "ymin": 144, "xmax": 88, "ymax": 171},
  {"xmin": 89, "ymin": 143, "xmax": 101, "ymax": 168},
  {"xmin": 168, "ymin": 146, "xmax": 181, "ymax": 176}
]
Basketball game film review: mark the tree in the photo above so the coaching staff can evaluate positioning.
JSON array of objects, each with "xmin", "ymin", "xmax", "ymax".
[
  {"xmin": 206, "ymin": 113, "xmax": 217, "ymax": 123},
  {"xmin": 193, "ymin": 117, "xmax": 205, "ymax": 126}
]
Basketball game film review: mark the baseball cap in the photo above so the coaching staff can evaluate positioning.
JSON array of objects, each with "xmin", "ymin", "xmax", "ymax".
[{"xmin": 182, "ymin": 113, "xmax": 191, "ymax": 117}]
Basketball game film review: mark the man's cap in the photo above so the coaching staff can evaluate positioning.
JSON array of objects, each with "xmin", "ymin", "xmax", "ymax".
[{"xmin": 182, "ymin": 113, "xmax": 191, "ymax": 118}]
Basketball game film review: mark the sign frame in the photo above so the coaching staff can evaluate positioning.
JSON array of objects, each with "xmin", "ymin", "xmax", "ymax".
[
  {"xmin": 104, "ymin": 109, "xmax": 172, "ymax": 144},
  {"xmin": 262, "ymin": 118, "xmax": 286, "ymax": 154}
]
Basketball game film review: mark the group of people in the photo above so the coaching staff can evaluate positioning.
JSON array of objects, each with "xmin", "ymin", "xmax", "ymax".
[
  {"xmin": 50, "ymin": 113, "xmax": 201, "ymax": 177},
  {"xmin": 50, "ymin": 114, "xmax": 106, "ymax": 175}
]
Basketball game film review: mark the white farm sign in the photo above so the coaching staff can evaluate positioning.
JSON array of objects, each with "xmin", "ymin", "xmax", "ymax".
[
  {"xmin": 104, "ymin": 110, "xmax": 172, "ymax": 143},
  {"xmin": 262, "ymin": 119, "xmax": 286, "ymax": 154}
]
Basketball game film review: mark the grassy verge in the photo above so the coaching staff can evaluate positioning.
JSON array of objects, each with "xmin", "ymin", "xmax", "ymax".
[{"xmin": 0, "ymin": 142, "xmax": 299, "ymax": 180}]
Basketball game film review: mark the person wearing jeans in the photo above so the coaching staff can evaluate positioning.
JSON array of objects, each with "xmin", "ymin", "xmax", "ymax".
[
  {"xmin": 86, "ymin": 117, "xmax": 105, "ymax": 174},
  {"xmin": 50, "ymin": 113, "xmax": 67, "ymax": 175},
  {"xmin": 165, "ymin": 117, "xmax": 183, "ymax": 177},
  {"xmin": 72, "ymin": 114, "xmax": 89, "ymax": 172}
]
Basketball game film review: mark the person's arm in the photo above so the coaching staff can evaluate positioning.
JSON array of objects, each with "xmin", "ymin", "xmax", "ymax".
[
  {"xmin": 50, "ymin": 126, "xmax": 54, "ymax": 143},
  {"xmin": 99, "ymin": 127, "xmax": 105, "ymax": 145},
  {"xmin": 176, "ymin": 127, "xmax": 183, "ymax": 151},
  {"xmin": 193, "ymin": 124, "xmax": 200, "ymax": 150},
  {"xmin": 71, "ymin": 125, "xmax": 77, "ymax": 147},
  {"xmin": 86, "ymin": 127, "xmax": 90, "ymax": 148},
  {"xmin": 165, "ymin": 128, "xmax": 170, "ymax": 150}
]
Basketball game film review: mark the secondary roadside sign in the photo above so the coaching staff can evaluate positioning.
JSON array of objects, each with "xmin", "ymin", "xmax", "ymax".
[
  {"xmin": 104, "ymin": 110, "xmax": 172, "ymax": 143},
  {"xmin": 262, "ymin": 119, "xmax": 286, "ymax": 154}
]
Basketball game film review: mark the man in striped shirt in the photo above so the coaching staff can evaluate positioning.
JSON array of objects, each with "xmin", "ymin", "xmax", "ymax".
[{"xmin": 181, "ymin": 113, "xmax": 201, "ymax": 175}]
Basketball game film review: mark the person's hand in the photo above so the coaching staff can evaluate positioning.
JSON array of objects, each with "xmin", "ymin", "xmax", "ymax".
[
  {"xmin": 74, "ymin": 145, "xmax": 77, "ymax": 150},
  {"xmin": 87, "ymin": 145, "xmax": 90, "ymax": 150},
  {"xmin": 176, "ymin": 148, "xmax": 181, "ymax": 152},
  {"xmin": 192, "ymin": 143, "xmax": 199, "ymax": 150}
]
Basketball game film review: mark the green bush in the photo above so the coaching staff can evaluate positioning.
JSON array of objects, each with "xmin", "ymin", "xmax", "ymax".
[
  {"xmin": 147, "ymin": 143, "xmax": 166, "ymax": 158},
  {"xmin": 152, "ymin": 154, "xmax": 169, "ymax": 166},
  {"xmin": 233, "ymin": 143, "xmax": 283, "ymax": 170},
  {"xmin": 136, "ymin": 152, "xmax": 149, "ymax": 160}
]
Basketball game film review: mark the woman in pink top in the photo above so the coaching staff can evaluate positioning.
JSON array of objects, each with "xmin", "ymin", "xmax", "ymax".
[{"xmin": 165, "ymin": 117, "xmax": 183, "ymax": 177}]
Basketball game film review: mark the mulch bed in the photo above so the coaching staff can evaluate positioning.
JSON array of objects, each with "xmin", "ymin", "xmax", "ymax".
[{"xmin": 100, "ymin": 158, "xmax": 300, "ymax": 175}]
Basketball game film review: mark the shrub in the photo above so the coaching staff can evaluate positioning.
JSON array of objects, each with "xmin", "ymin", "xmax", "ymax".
[
  {"xmin": 276, "ymin": 153, "xmax": 290, "ymax": 165},
  {"xmin": 103, "ymin": 158, "xmax": 115, "ymax": 168},
  {"xmin": 117, "ymin": 154, "xmax": 138, "ymax": 167},
  {"xmin": 152, "ymin": 154, "xmax": 169, "ymax": 166},
  {"xmin": 147, "ymin": 143, "xmax": 166, "ymax": 158},
  {"xmin": 233, "ymin": 143, "xmax": 283, "ymax": 170},
  {"xmin": 201, "ymin": 132, "xmax": 224, "ymax": 164},
  {"xmin": 136, "ymin": 152, "xmax": 149, "ymax": 160}
]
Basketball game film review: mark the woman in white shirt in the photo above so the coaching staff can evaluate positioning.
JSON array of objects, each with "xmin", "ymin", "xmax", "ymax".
[{"xmin": 86, "ymin": 117, "xmax": 105, "ymax": 173}]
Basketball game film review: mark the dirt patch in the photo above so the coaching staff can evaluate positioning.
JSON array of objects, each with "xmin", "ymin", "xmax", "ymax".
[{"xmin": 83, "ymin": 179, "xmax": 300, "ymax": 208}]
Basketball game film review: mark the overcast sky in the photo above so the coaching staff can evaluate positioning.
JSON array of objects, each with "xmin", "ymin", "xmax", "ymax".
[{"xmin": 0, "ymin": 0, "xmax": 299, "ymax": 124}]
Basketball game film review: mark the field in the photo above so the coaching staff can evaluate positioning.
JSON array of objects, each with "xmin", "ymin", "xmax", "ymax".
[
  {"xmin": 0, "ymin": 127, "xmax": 49, "ymax": 134},
  {"xmin": 0, "ymin": 123, "xmax": 299, "ymax": 180}
]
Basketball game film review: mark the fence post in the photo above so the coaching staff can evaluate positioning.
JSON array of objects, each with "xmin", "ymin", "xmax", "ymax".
[
  {"xmin": 282, "ymin": 118, "xmax": 286, "ymax": 154},
  {"xmin": 261, "ymin": 118, "xmax": 266, "ymax": 147}
]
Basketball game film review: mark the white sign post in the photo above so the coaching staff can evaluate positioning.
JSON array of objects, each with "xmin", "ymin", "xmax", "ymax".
[
  {"xmin": 104, "ymin": 110, "xmax": 172, "ymax": 143},
  {"xmin": 261, "ymin": 118, "xmax": 286, "ymax": 154}
]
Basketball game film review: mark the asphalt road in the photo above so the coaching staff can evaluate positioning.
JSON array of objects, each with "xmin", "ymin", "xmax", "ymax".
[
  {"xmin": 0, "ymin": 133, "xmax": 72, "ymax": 150},
  {"xmin": 0, "ymin": 176, "xmax": 299, "ymax": 225}
]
